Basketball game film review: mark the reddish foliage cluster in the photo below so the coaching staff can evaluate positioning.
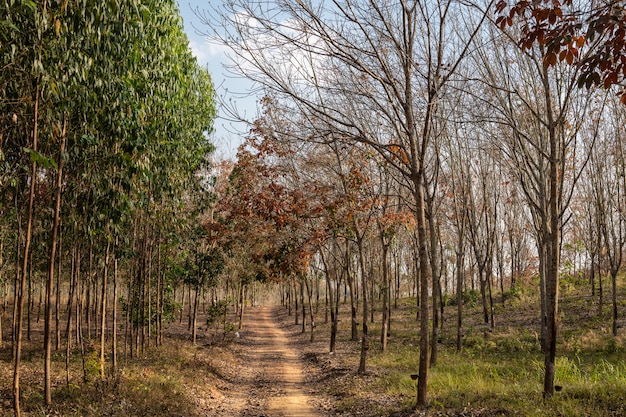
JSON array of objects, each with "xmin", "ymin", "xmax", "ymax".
[{"xmin": 496, "ymin": 0, "xmax": 626, "ymax": 103}]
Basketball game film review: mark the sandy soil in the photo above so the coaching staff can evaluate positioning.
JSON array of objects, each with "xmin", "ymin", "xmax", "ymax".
[{"xmin": 206, "ymin": 306, "xmax": 322, "ymax": 417}]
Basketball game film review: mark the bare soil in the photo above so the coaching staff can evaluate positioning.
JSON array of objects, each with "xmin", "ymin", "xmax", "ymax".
[{"xmin": 208, "ymin": 306, "xmax": 323, "ymax": 417}]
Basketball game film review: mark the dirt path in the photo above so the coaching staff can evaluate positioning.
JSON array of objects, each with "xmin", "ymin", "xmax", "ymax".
[{"xmin": 220, "ymin": 306, "xmax": 322, "ymax": 417}]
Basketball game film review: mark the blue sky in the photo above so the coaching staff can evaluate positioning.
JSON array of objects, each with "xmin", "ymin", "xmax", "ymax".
[{"xmin": 177, "ymin": 1, "xmax": 256, "ymax": 159}]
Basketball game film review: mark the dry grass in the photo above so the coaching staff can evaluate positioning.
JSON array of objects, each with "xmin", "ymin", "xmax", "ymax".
[
  {"xmin": 0, "ymin": 313, "xmax": 240, "ymax": 417},
  {"xmin": 1, "ymin": 273, "xmax": 625, "ymax": 416},
  {"xmin": 292, "ymin": 273, "xmax": 626, "ymax": 416}
]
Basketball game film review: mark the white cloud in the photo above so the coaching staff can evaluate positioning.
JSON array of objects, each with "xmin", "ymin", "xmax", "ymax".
[{"xmin": 189, "ymin": 37, "xmax": 210, "ymax": 66}]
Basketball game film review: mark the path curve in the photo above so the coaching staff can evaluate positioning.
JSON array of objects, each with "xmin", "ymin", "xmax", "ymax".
[{"xmin": 236, "ymin": 306, "xmax": 321, "ymax": 417}]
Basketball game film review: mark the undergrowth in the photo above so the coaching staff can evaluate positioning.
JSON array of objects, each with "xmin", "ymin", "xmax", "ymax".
[{"xmin": 317, "ymin": 273, "xmax": 626, "ymax": 416}]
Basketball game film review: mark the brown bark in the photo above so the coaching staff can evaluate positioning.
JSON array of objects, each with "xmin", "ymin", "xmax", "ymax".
[
  {"xmin": 44, "ymin": 115, "xmax": 66, "ymax": 405},
  {"xmin": 13, "ymin": 81, "xmax": 39, "ymax": 417},
  {"xmin": 356, "ymin": 235, "xmax": 368, "ymax": 375},
  {"xmin": 99, "ymin": 239, "xmax": 110, "ymax": 378}
]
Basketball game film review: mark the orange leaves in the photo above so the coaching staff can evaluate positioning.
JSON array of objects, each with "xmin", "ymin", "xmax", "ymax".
[
  {"xmin": 497, "ymin": 0, "xmax": 626, "ymax": 104},
  {"xmin": 389, "ymin": 144, "xmax": 410, "ymax": 165},
  {"xmin": 378, "ymin": 211, "xmax": 416, "ymax": 236},
  {"xmin": 604, "ymin": 71, "xmax": 619, "ymax": 89},
  {"xmin": 543, "ymin": 52, "xmax": 558, "ymax": 67},
  {"xmin": 496, "ymin": 0, "xmax": 583, "ymax": 67},
  {"xmin": 573, "ymin": 35, "xmax": 585, "ymax": 48}
]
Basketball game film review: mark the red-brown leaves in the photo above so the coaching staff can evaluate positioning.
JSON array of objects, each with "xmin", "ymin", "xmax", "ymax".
[{"xmin": 497, "ymin": 0, "xmax": 626, "ymax": 102}]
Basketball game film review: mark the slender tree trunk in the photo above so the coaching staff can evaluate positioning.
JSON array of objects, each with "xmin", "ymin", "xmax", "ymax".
[
  {"xmin": 538, "ymin": 240, "xmax": 548, "ymax": 351},
  {"xmin": 179, "ymin": 283, "xmax": 185, "ymax": 324},
  {"xmin": 381, "ymin": 242, "xmax": 389, "ymax": 352},
  {"xmin": 65, "ymin": 245, "xmax": 77, "ymax": 387},
  {"xmin": 357, "ymin": 236, "xmax": 368, "ymax": 375},
  {"xmin": 301, "ymin": 280, "xmax": 306, "ymax": 333},
  {"xmin": 112, "ymin": 239, "xmax": 118, "ymax": 373},
  {"xmin": 456, "ymin": 247, "xmax": 464, "ymax": 352},
  {"xmin": 428, "ymin": 211, "xmax": 440, "ymax": 367},
  {"xmin": 192, "ymin": 286, "xmax": 199, "ymax": 344},
  {"xmin": 542, "ymin": 66, "xmax": 561, "ymax": 399},
  {"xmin": 27, "ymin": 255, "xmax": 32, "ymax": 341},
  {"xmin": 44, "ymin": 121, "xmax": 65, "ymax": 405},
  {"xmin": 369, "ymin": 261, "xmax": 375, "ymax": 324},
  {"xmin": 346, "ymin": 244, "xmax": 358, "ymax": 341},
  {"xmin": 238, "ymin": 282, "xmax": 245, "ymax": 330},
  {"xmin": 187, "ymin": 282, "xmax": 193, "ymax": 330},
  {"xmin": 86, "ymin": 244, "xmax": 92, "ymax": 339},
  {"xmin": 414, "ymin": 177, "xmax": 431, "ymax": 406},
  {"xmin": 13, "ymin": 81, "xmax": 39, "ymax": 417},
  {"xmin": 12, "ymin": 207, "xmax": 21, "ymax": 351},
  {"xmin": 99, "ymin": 239, "xmax": 110, "ymax": 379},
  {"xmin": 56, "ymin": 226, "xmax": 62, "ymax": 351},
  {"xmin": 479, "ymin": 268, "xmax": 489, "ymax": 324},
  {"xmin": 321, "ymin": 247, "xmax": 339, "ymax": 353},
  {"xmin": 294, "ymin": 279, "xmax": 299, "ymax": 325},
  {"xmin": 612, "ymin": 269, "xmax": 618, "ymax": 336},
  {"xmin": 304, "ymin": 276, "xmax": 315, "ymax": 342},
  {"xmin": 487, "ymin": 264, "xmax": 495, "ymax": 330}
]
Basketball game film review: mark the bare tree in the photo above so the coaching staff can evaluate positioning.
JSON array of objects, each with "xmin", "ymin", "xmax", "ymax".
[
  {"xmin": 471, "ymin": 19, "xmax": 604, "ymax": 398},
  {"xmin": 587, "ymin": 97, "xmax": 626, "ymax": 336},
  {"xmin": 205, "ymin": 0, "xmax": 494, "ymax": 404}
]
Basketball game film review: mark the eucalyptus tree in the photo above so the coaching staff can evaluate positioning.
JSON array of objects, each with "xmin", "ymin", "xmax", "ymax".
[
  {"xmin": 1, "ymin": 0, "xmax": 216, "ymax": 411},
  {"xmin": 0, "ymin": 1, "xmax": 65, "ymax": 412}
]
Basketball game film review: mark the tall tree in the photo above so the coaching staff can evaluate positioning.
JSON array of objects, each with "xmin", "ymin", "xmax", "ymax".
[
  {"xmin": 206, "ymin": 0, "xmax": 494, "ymax": 404},
  {"xmin": 472, "ymin": 16, "xmax": 603, "ymax": 398}
]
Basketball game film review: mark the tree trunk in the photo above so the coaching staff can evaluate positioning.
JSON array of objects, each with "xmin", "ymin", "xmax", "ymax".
[
  {"xmin": 65, "ymin": 244, "xmax": 77, "ymax": 387},
  {"xmin": 192, "ymin": 286, "xmax": 199, "ymax": 344},
  {"xmin": 238, "ymin": 282, "xmax": 245, "ymax": 330},
  {"xmin": 14, "ymin": 80, "xmax": 39, "ymax": 417},
  {"xmin": 294, "ymin": 279, "xmax": 299, "ymax": 325},
  {"xmin": 55, "ymin": 226, "xmax": 62, "ymax": 351},
  {"xmin": 99, "ymin": 239, "xmax": 110, "ymax": 378},
  {"xmin": 428, "ymin": 210, "xmax": 440, "ymax": 367},
  {"xmin": 414, "ymin": 177, "xmax": 431, "ymax": 407},
  {"xmin": 112, "ymin": 240, "xmax": 118, "ymax": 373},
  {"xmin": 542, "ymin": 69, "xmax": 561, "ymax": 399},
  {"xmin": 487, "ymin": 263, "xmax": 495, "ymax": 330},
  {"xmin": 612, "ymin": 269, "xmax": 618, "ymax": 336},
  {"xmin": 304, "ymin": 276, "xmax": 315, "ymax": 342},
  {"xmin": 356, "ymin": 236, "xmax": 368, "ymax": 375},
  {"xmin": 479, "ymin": 268, "xmax": 489, "ymax": 325},
  {"xmin": 12, "ymin": 209, "xmax": 21, "ymax": 351},
  {"xmin": 456, "ymin": 247, "xmax": 464, "ymax": 352},
  {"xmin": 301, "ymin": 280, "xmax": 306, "ymax": 333},
  {"xmin": 381, "ymin": 242, "xmax": 389, "ymax": 352},
  {"xmin": 347, "ymin": 248, "xmax": 358, "ymax": 341},
  {"xmin": 44, "ymin": 122, "xmax": 65, "ymax": 405},
  {"xmin": 27, "ymin": 255, "xmax": 32, "ymax": 341}
]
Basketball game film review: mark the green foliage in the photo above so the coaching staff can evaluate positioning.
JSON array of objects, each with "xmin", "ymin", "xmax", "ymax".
[
  {"xmin": 206, "ymin": 300, "xmax": 229, "ymax": 327},
  {"xmin": 446, "ymin": 289, "xmax": 481, "ymax": 307},
  {"xmin": 83, "ymin": 351, "xmax": 101, "ymax": 382}
]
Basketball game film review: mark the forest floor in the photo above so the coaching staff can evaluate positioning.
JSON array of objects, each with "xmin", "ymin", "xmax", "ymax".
[{"xmin": 1, "ymin": 274, "xmax": 626, "ymax": 416}]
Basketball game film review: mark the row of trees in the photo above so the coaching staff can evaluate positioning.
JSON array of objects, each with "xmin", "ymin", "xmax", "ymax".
[
  {"xmin": 0, "ymin": 1, "xmax": 216, "ymax": 415},
  {"xmin": 204, "ymin": 0, "xmax": 626, "ymax": 405}
]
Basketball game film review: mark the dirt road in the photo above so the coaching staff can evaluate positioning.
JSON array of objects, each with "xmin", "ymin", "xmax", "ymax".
[{"xmin": 208, "ymin": 306, "xmax": 322, "ymax": 417}]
